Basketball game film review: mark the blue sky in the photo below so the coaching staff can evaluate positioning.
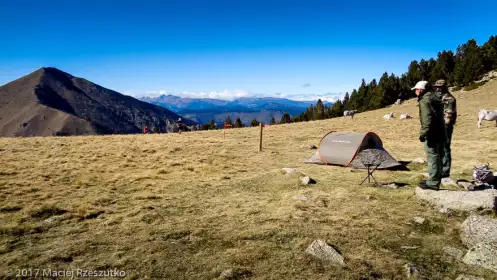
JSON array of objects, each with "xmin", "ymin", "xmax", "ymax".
[{"xmin": 1, "ymin": 0, "xmax": 496, "ymax": 101}]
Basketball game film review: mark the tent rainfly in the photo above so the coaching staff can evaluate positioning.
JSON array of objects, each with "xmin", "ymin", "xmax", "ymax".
[{"xmin": 304, "ymin": 131, "xmax": 402, "ymax": 169}]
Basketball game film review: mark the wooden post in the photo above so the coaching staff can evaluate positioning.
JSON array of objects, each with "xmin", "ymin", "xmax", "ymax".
[{"xmin": 258, "ymin": 123, "xmax": 263, "ymax": 152}]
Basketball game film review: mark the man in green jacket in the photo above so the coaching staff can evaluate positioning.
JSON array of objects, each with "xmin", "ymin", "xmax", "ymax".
[
  {"xmin": 433, "ymin": 79, "xmax": 457, "ymax": 178},
  {"xmin": 412, "ymin": 81, "xmax": 446, "ymax": 190}
]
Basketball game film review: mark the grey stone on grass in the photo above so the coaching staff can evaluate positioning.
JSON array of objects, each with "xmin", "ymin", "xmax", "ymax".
[
  {"xmin": 294, "ymin": 194, "xmax": 312, "ymax": 201},
  {"xmin": 441, "ymin": 177, "xmax": 457, "ymax": 187},
  {"xmin": 455, "ymin": 275, "xmax": 485, "ymax": 280},
  {"xmin": 219, "ymin": 268, "xmax": 252, "ymax": 279},
  {"xmin": 384, "ymin": 183, "xmax": 399, "ymax": 189},
  {"xmin": 282, "ymin": 168, "xmax": 297, "ymax": 174},
  {"xmin": 415, "ymin": 187, "xmax": 497, "ymax": 211},
  {"xmin": 462, "ymin": 242, "xmax": 497, "ymax": 273},
  {"xmin": 443, "ymin": 246, "xmax": 465, "ymax": 260},
  {"xmin": 305, "ymin": 239, "xmax": 345, "ymax": 266},
  {"xmin": 412, "ymin": 158, "xmax": 426, "ymax": 164},
  {"xmin": 439, "ymin": 208, "xmax": 454, "ymax": 215},
  {"xmin": 301, "ymin": 176, "xmax": 316, "ymax": 185},
  {"xmin": 460, "ymin": 215, "xmax": 497, "ymax": 247},
  {"xmin": 413, "ymin": 216, "xmax": 425, "ymax": 224}
]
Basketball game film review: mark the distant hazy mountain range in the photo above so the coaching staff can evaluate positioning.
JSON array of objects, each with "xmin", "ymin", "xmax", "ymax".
[{"xmin": 140, "ymin": 95, "xmax": 332, "ymax": 125}]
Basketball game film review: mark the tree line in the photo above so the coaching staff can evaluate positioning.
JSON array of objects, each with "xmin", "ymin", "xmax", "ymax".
[{"xmin": 205, "ymin": 35, "xmax": 497, "ymax": 128}]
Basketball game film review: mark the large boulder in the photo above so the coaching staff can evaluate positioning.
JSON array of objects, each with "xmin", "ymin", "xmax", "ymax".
[
  {"xmin": 462, "ymin": 242, "xmax": 497, "ymax": 273},
  {"xmin": 415, "ymin": 187, "xmax": 497, "ymax": 211},
  {"xmin": 460, "ymin": 215, "xmax": 497, "ymax": 247},
  {"xmin": 305, "ymin": 239, "xmax": 345, "ymax": 266}
]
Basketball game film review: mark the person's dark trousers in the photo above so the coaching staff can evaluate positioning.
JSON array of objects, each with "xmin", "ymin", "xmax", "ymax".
[
  {"xmin": 424, "ymin": 138, "xmax": 444, "ymax": 187},
  {"xmin": 442, "ymin": 124, "xmax": 453, "ymax": 177}
]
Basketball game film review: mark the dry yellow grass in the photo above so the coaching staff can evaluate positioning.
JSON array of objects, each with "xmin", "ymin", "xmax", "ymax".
[{"xmin": 1, "ymin": 80, "xmax": 497, "ymax": 279}]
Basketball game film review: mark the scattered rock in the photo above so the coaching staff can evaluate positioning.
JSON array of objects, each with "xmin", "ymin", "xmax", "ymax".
[
  {"xmin": 282, "ymin": 168, "xmax": 297, "ymax": 174},
  {"xmin": 455, "ymin": 275, "xmax": 485, "ymax": 280},
  {"xmin": 404, "ymin": 263, "xmax": 419, "ymax": 279},
  {"xmin": 441, "ymin": 177, "xmax": 457, "ymax": 187},
  {"xmin": 415, "ymin": 187, "xmax": 497, "ymax": 212},
  {"xmin": 413, "ymin": 216, "xmax": 425, "ymax": 224},
  {"xmin": 384, "ymin": 183, "xmax": 399, "ymax": 189},
  {"xmin": 401, "ymin": 246, "xmax": 420, "ymax": 250},
  {"xmin": 412, "ymin": 158, "xmax": 426, "ymax": 164},
  {"xmin": 462, "ymin": 242, "xmax": 497, "ymax": 273},
  {"xmin": 457, "ymin": 181, "xmax": 476, "ymax": 191},
  {"xmin": 305, "ymin": 239, "xmax": 345, "ymax": 266},
  {"xmin": 219, "ymin": 268, "xmax": 253, "ymax": 279},
  {"xmin": 365, "ymin": 195, "xmax": 373, "ymax": 200},
  {"xmin": 439, "ymin": 208, "xmax": 453, "ymax": 215},
  {"xmin": 300, "ymin": 176, "xmax": 316, "ymax": 185},
  {"xmin": 443, "ymin": 246, "xmax": 465, "ymax": 260},
  {"xmin": 460, "ymin": 215, "xmax": 497, "ymax": 248},
  {"xmin": 309, "ymin": 145, "xmax": 318, "ymax": 149},
  {"xmin": 294, "ymin": 194, "xmax": 312, "ymax": 201}
]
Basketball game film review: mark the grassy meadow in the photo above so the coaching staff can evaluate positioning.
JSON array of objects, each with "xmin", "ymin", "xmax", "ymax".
[{"xmin": 1, "ymin": 80, "xmax": 497, "ymax": 279}]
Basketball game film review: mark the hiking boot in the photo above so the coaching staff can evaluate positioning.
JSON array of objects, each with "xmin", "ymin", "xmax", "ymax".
[{"xmin": 419, "ymin": 181, "xmax": 440, "ymax": 191}]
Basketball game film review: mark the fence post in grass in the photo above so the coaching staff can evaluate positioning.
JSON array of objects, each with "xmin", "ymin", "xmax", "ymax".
[{"xmin": 259, "ymin": 123, "xmax": 263, "ymax": 152}]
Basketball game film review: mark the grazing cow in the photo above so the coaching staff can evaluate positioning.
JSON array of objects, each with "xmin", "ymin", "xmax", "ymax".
[
  {"xmin": 477, "ymin": 109, "xmax": 497, "ymax": 128},
  {"xmin": 343, "ymin": 110, "xmax": 358, "ymax": 119},
  {"xmin": 400, "ymin": 113, "xmax": 412, "ymax": 119},
  {"xmin": 383, "ymin": 113, "xmax": 394, "ymax": 119}
]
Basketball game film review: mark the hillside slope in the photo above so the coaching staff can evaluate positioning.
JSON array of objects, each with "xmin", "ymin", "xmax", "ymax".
[
  {"xmin": 0, "ymin": 79, "xmax": 496, "ymax": 279},
  {"xmin": 0, "ymin": 68, "xmax": 194, "ymax": 137}
]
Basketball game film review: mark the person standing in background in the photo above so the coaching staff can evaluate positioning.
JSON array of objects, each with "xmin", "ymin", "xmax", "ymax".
[
  {"xmin": 433, "ymin": 79, "xmax": 457, "ymax": 178},
  {"xmin": 412, "ymin": 81, "xmax": 446, "ymax": 190}
]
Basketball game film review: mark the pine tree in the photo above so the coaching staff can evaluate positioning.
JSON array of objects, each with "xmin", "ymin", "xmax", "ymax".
[
  {"xmin": 269, "ymin": 117, "xmax": 276, "ymax": 125},
  {"xmin": 250, "ymin": 119, "xmax": 260, "ymax": 127},
  {"xmin": 306, "ymin": 105, "xmax": 314, "ymax": 121},
  {"xmin": 234, "ymin": 118, "xmax": 243, "ymax": 128},
  {"xmin": 280, "ymin": 112, "xmax": 292, "ymax": 124},
  {"xmin": 342, "ymin": 92, "xmax": 350, "ymax": 107},
  {"xmin": 431, "ymin": 50, "xmax": 456, "ymax": 84},
  {"xmin": 330, "ymin": 100, "xmax": 343, "ymax": 117},
  {"xmin": 208, "ymin": 120, "xmax": 216, "ymax": 130},
  {"xmin": 482, "ymin": 35, "xmax": 497, "ymax": 71},
  {"xmin": 345, "ymin": 89, "xmax": 358, "ymax": 110},
  {"xmin": 315, "ymin": 99, "xmax": 325, "ymax": 120},
  {"xmin": 407, "ymin": 60, "xmax": 422, "ymax": 87},
  {"xmin": 300, "ymin": 112, "xmax": 308, "ymax": 122},
  {"xmin": 454, "ymin": 39, "xmax": 484, "ymax": 86}
]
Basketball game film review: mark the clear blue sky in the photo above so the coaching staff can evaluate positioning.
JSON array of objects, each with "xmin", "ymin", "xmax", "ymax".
[{"xmin": 1, "ymin": 0, "xmax": 496, "ymax": 101}]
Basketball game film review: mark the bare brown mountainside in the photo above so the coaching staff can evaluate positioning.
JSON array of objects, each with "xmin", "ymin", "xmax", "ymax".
[{"xmin": 0, "ymin": 67, "xmax": 194, "ymax": 137}]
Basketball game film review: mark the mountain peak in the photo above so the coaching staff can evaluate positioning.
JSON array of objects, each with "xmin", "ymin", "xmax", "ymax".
[
  {"xmin": 34, "ymin": 67, "xmax": 73, "ymax": 79},
  {"xmin": 0, "ymin": 68, "xmax": 194, "ymax": 137}
]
